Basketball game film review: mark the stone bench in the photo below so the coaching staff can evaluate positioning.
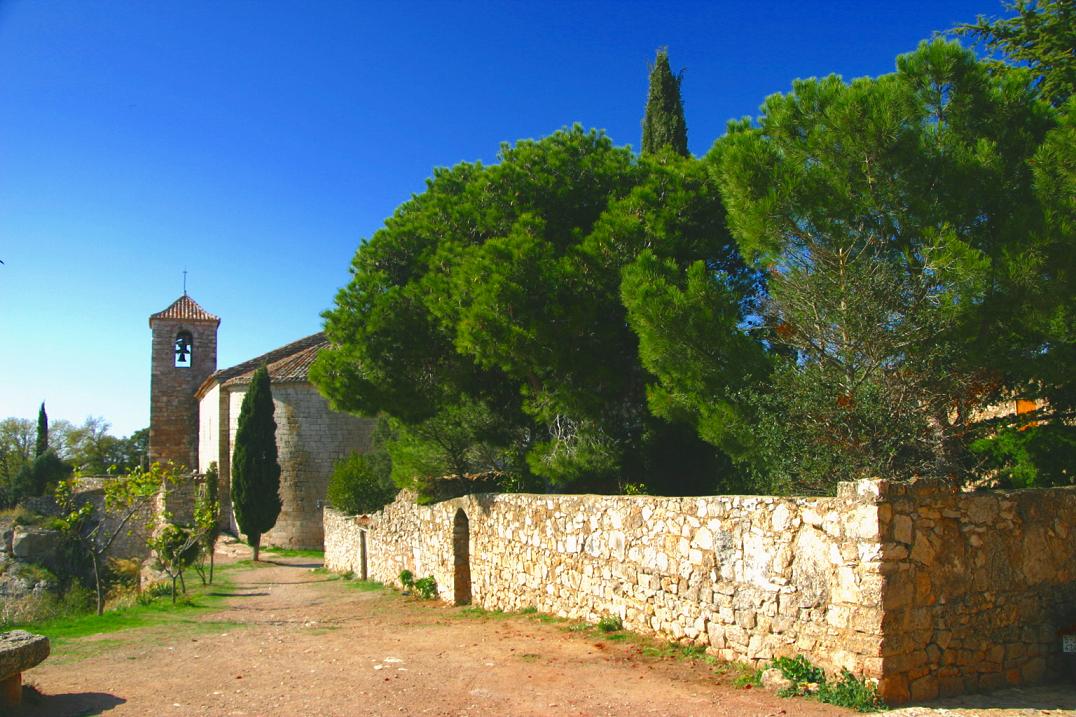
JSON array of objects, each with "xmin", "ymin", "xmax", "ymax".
[{"xmin": 0, "ymin": 630, "xmax": 50, "ymax": 707}]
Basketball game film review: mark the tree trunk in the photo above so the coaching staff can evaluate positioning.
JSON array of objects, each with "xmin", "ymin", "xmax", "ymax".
[
  {"xmin": 91, "ymin": 552, "xmax": 104, "ymax": 616},
  {"xmin": 171, "ymin": 575, "xmax": 178, "ymax": 604},
  {"xmin": 179, "ymin": 570, "xmax": 187, "ymax": 594},
  {"xmin": 209, "ymin": 550, "xmax": 215, "ymax": 584},
  {"xmin": 252, "ymin": 534, "xmax": 260, "ymax": 562}
]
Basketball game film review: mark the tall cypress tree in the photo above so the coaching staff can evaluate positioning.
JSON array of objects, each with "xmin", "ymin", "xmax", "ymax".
[
  {"xmin": 230, "ymin": 366, "xmax": 281, "ymax": 561},
  {"xmin": 641, "ymin": 48, "xmax": 688, "ymax": 156},
  {"xmin": 35, "ymin": 402, "xmax": 48, "ymax": 458}
]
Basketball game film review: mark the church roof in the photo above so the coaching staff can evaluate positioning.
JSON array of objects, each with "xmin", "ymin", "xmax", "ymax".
[
  {"xmin": 195, "ymin": 332, "xmax": 328, "ymax": 397},
  {"xmin": 149, "ymin": 294, "xmax": 221, "ymax": 327}
]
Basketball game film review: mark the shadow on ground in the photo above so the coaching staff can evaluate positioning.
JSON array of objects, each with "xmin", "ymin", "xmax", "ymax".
[
  {"xmin": 263, "ymin": 560, "xmax": 322, "ymax": 569},
  {"xmin": 16, "ymin": 686, "xmax": 125, "ymax": 716},
  {"xmin": 893, "ymin": 682, "xmax": 1076, "ymax": 714}
]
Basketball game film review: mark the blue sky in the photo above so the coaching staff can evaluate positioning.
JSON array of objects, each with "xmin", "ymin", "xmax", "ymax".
[{"xmin": 0, "ymin": 0, "xmax": 992, "ymax": 436}]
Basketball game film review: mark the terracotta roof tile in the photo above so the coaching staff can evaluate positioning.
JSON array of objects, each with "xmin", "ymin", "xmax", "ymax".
[
  {"xmin": 149, "ymin": 295, "xmax": 220, "ymax": 327},
  {"xmin": 195, "ymin": 332, "xmax": 327, "ymax": 397}
]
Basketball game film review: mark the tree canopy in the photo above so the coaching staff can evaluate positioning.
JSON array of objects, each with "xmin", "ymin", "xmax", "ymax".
[
  {"xmin": 314, "ymin": 127, "xmax": 752, "ymax": 496},
  {"xmin": 641, "ymin": 39, "xmax": 1069, "ymax": 491},
  {"xmin": 954, "ymin": 0, "xmax": 1075, "ymax": 107},
  {"xmin": 317, "ymin": 27, "xmax": 1073, "ymax": 497}
]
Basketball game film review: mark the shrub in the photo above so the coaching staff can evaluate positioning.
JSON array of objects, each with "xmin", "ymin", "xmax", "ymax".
[
  {"xmin": 413, "ymin": 576, "xmax": 437, "ymax": 600},
  {"xmin": 769, "ymin": 655, "xmax": 884, "ymax": 712},
  {"xmin": 816, "ymin": 669, "xmax": 885, "ymax": 712},
  {"xmin": 398, "ymin": 570, "xmax": 414, "ymax": 590},
  {"xmin": 772, "ymin": 654, "xmax": 826, "ymax": 693},
  {"xmin": 326, "ymin": 452, "xmax": 398, "ymax": 515}
]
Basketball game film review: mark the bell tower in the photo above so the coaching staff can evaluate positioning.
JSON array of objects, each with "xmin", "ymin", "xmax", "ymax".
[{"xmin": 148, "ymin": 293, "xmax": 220, "ymax": 470}]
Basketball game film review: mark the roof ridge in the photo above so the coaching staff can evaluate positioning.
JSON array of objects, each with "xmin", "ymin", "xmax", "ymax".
[{"xmin": 195, "ymin": 332, "xmax": 326, "ymax": 398}]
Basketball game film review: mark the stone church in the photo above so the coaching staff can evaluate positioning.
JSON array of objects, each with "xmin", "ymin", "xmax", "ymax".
[{"xmin": 148, "ymin": 294, "xmax": 374, "ymax": 549}]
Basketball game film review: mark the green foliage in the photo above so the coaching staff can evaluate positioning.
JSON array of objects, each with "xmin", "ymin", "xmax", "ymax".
[
  {"xmin": 1, "ymin": 580, "xmax": 93, "ymax": 629},
  {"xmin": 816, "ymin": 669, "xmax": 886, "ymax": 712},
  {"xmin": 313, "ymin": 35, "xmax": 1071, "ymax": 496},
  {"xmin": 641, "ymin": 48, "xmax": 688, "ymax": 156},
  {"xmin": 315, "ymin": 125, "xmax": 751, "ymax": 495},
  {"xmin": 731, "ymin": 665, "xmax": 763, "ymax": 688},
  {"xmin": 327, "ymin": 425, "xmax": 398, "ymax": 514},
  {"xmin": 53, "ymin": 417, "xmax": 146, "ymax": 475},
  {"xmin": 413, "ymin": 575, "xmax": 438, "ymax": 599},
  {"xmin": 8, "ymin": 564, "xmax": 242, "ymax": 639},
  {"xmin": 621, "ymin": 248, "xmax": 766, "ymax": 466},
  {"xmin": 0, "ymin": 417, "xmax": 34, "ymax": 506},
  {"xmin": 13, "ymin": 450, "xmax": 72, "ymax": 501},
  {"xmin": 398, "ymin": 570, "xmax": 414, "ymax": 589},
  {"xmin": 708, "ymin": 39, "xmax": 1067, "ymax": 488},
  {"xmin": 231, "ymin": 366, "xmax": 281, "ymax": 557},
  {"xmin": 772, "ymin": 655, "xmax": 826, "ymax": 690},
  {"xmin": 0, "ymin": 504, "xmax": 47, "ymax": 526},
  {"xmin": 597, "ymin": 614, "xmax": 623, "ymax": 632},
  {"xmin": 970, "ymin": 424, "xmax": 1076, "ymax": 487},
  {"xmin": 770, "ymin": 656, "xmax": 884, "ymax": 712},
  {"xmin": 35, "ymin": 403, "xmax": 48, "ymax": 458},
  {"xmin": 54, "ymin": 462, "xmax": 182, "ymax": 615},
  {"xmin": 953, "ymin": 0, "xmax": 1075, "ymax": 106},
  {"xmin": 193, "ymin": 462, "xmax": 221, "ymax": 584},
  {"xmin": 148, "ymin": 522, "xmax": 202, "ymax": 603}
]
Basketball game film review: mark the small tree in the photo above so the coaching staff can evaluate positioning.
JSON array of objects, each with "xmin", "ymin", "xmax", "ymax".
[
  {"xmin": 54, "ymin": 463, "xmax": 181, "ymax": 615},
  {"xmin": 148, "ymin": 522, "xmax": 202, "ymax": 603},
  {"xmin": 193, "ymin": 462, "xmax": 221, "ymax": 584},
  {"xmin": 35, "ymin": 402, "xmax": 48, "ymax": 458},
  {"xmin": 641, "ymin": 48, "xmax": 688, "ymax": 156},
  {"xmin": 231, "ymin": 366, "xmax": 281, "ymax": 561}
]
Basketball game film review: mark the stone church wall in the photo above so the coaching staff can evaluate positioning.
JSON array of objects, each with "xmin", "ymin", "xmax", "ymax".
[
  {"xmin": 229, "ymin": 384, "xmax": 375, "ymax": 549},
  {"xmin": 324, "ymin": 480, "xmax": 1076, "ymax": 704},
  {"xmin": 197, "ymin": 384, "xmax": 234, "ymax": 531}
]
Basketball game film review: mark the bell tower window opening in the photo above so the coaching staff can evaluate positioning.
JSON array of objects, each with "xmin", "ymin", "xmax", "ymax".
[{"xmin": 175, "ymin": 331, "xmax": 193, "ymax": 368}]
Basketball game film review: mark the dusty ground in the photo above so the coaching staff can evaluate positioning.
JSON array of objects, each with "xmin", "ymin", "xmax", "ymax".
[{"xmin": 15, "ymin": 552, "xmax": 1076, "ymax": 717}]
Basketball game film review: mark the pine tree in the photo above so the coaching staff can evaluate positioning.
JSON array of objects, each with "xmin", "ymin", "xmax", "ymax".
[
  {"xmin": 230, "ymin": 366, "xmax": 281, "ymax": 561},
  {"xmin": 35, "ymin": 402, "xmax": 48, "ymax": 458},
  {"xmin": 641, "ymin": 48, "xmax": 688, "ymax": 156}
]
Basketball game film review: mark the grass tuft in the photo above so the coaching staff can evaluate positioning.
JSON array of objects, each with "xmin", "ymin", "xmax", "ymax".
[
  {"xmin": 262, "ymin": 546, "xmax": 325, "ymax": 559},
  {"xmin": 597, "ymin": 615, "xmax": 623, "ymax": 633}
]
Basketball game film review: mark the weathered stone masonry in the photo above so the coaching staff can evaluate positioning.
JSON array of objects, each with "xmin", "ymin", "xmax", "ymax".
[{"xmin": 325, "ymin": 479, "xmax": 1076, "ymax": 704}]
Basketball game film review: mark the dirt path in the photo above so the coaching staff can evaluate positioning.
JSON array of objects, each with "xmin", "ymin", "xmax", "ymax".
[
  {"xmin": 18, "ymin": 555, "xmax": 1076, "ymax": 717},
  {"xmin": 20, "ymin": 555, "xmax": 843, "ymax": 717}
]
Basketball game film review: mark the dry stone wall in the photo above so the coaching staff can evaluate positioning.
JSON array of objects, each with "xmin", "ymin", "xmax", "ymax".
[{"xmin": 325, "ymin": 479, "xmax": 1076, "ymax": 704}]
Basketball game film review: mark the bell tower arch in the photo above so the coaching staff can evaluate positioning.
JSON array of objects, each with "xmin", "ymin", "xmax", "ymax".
[{"xmin": 148, "ymin": 293, "xmax": 220, "ymax": 470}]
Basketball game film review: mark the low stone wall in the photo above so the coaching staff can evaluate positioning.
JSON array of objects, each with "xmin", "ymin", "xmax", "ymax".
[{"xmin": 324, "ymin": 480, "xmax": 1076, "ymax": 704}]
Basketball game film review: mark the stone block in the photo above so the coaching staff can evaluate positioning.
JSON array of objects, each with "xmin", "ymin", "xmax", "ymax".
[
  {"xmin": 893, "ymin": 515, "xmax": 913, "ymax": 545},
  {"xmin": 909, "ymin": 675, "xmax": 939, "ymax": 702},
  {"xmin": 10, "ymin": 527, "xmax": 61, "ymax": 564},
  {"xmin": 0, "ymin": 630, "xmax": 50, "ymax": 682}
]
